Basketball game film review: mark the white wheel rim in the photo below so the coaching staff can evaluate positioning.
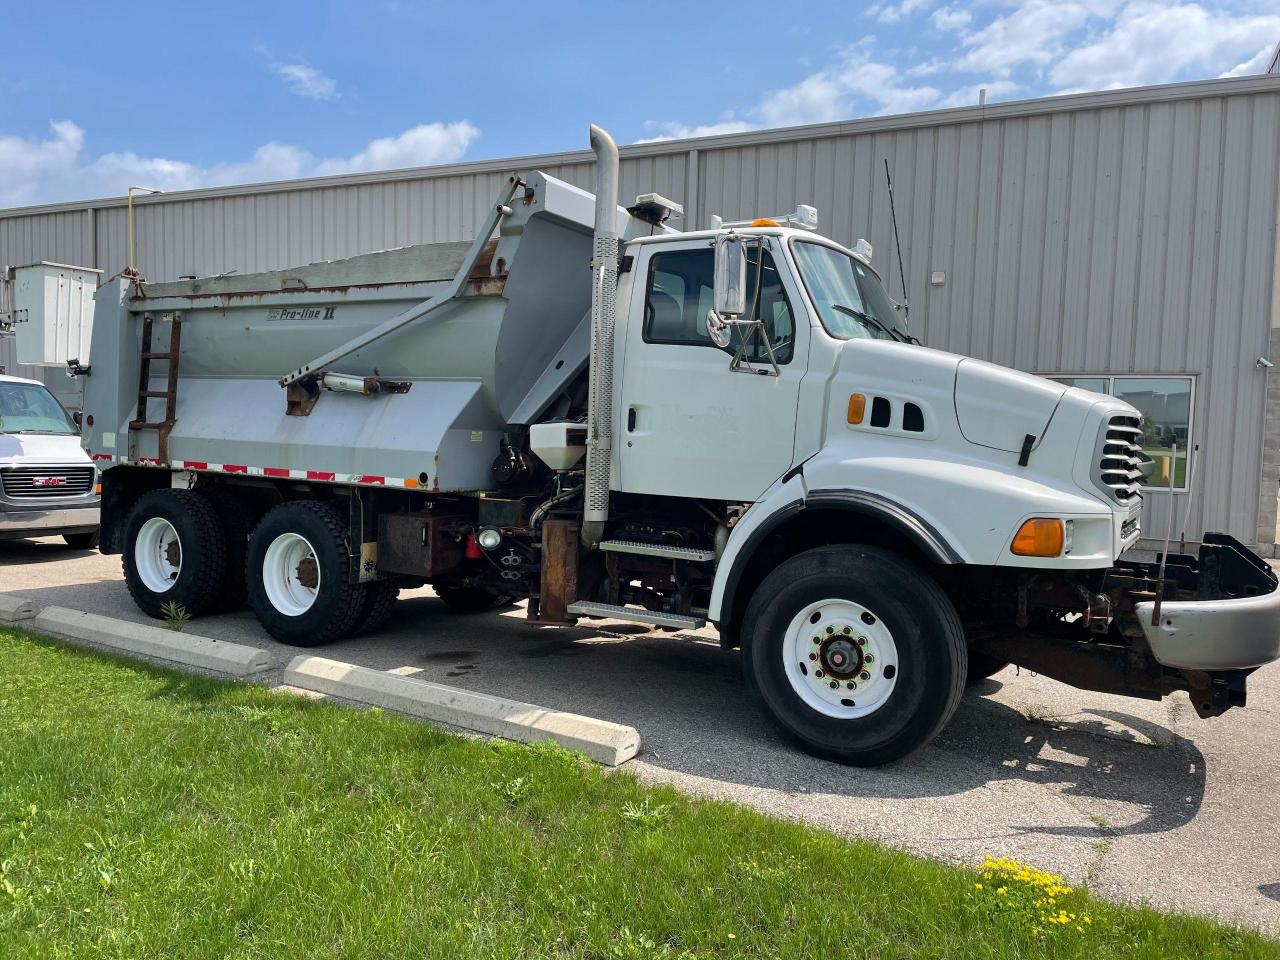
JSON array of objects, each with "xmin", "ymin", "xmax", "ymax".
[
  {"xmin": 134, "ymin": 516, "xmax": 182, "ymax": 593},
  {"xmin": 262, "ymin": 532, "xmax": 320, "ymax": 617},
  {"xmin": 782, "ymin": 598, "xmax": 899, "ymax": 719}
]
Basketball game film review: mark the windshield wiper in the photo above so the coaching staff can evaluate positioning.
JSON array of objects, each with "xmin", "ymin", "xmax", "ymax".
[{"xmin": 831, "ymin": 303, "xmax": 908, "ymax": 343}]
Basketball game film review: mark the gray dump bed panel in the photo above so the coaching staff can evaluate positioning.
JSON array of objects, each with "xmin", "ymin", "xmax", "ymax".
[{"xmin": 82, "ymin": 172, "xmax": 656, "ymax": 491}]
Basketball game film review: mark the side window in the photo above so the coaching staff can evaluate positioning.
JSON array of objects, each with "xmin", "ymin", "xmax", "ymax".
[{"xmin": 643, "ymin": 247, "xmax": 794, "ymax": 363}]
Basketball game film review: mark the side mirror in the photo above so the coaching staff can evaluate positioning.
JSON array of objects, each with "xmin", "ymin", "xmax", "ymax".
[{"xmin": 713, "ymin": 234, "xmax": 747, "ymax": 317}]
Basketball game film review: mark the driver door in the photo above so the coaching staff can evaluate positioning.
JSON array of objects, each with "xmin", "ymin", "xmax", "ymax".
[{"xmin": 615, "ymin": 238, "xmax": 807, "ymax": 502}]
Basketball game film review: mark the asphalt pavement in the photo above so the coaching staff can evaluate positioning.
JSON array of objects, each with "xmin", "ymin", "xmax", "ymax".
[{"xmin": 3, "ymin": 536, "xmax": 1278, "ymax": 935}]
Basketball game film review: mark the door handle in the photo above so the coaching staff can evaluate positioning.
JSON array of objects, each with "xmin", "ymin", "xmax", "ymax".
[{"xmin": 627, "ymin": 407, "xmax": 637, "ymax": 432}]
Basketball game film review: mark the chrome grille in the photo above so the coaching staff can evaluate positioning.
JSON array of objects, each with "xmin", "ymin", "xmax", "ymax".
[
  {"xmin": 1097, "ymin": 415, "xmax": 1147, "ymax": 502},
  {"xmin": 0, "ymin": 465, "xmax": 96, "ymax": 499}
]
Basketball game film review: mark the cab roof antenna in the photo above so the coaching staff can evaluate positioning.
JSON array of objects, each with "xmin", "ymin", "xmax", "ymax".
[{"xmin": 884, "ymin": 159, "xmax": 908, "ymax": 318}]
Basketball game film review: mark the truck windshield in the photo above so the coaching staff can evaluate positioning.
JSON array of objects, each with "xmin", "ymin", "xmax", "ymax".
[
  {"xmin": 0, "ymin": 381, "xmax": 77, "ymax": 435},
  {"xmin": 791, "ymin": 241, "xmax": 910, "ymax": 343}
]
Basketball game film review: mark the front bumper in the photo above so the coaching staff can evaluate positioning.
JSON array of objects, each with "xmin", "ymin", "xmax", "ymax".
[
  {"xmin": 0, "ymin": 504, "xmax": 100, "ymax": 539},
  {"xmin": 1128, "ymin": 534, "xmax": 1280, "ymax": 671}
]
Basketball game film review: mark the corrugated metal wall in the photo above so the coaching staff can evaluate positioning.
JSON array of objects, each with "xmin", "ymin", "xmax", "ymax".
[{"xmin": 3, "ymin": 76, "xmax": 1278, "ymax": 544}]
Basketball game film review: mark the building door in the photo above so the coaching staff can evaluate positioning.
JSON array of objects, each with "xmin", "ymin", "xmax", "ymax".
[{"xmin": 615, "ymin": 238, "xmax": 806, "ymax": 502}]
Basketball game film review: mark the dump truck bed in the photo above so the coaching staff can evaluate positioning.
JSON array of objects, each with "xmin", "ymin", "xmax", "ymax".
[{"xmin": 81, "ymin": 171, "xmax": 642, "ymax": 492}]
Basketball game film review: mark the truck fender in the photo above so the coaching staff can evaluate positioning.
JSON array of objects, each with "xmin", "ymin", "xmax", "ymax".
[{"xmin": 709, "ymin": 477, "xmax": 962, "ymax": 648}]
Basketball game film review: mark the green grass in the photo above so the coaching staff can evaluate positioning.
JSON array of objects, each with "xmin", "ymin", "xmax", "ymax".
[{"xmin": 0, "ymin": 627, "xmax": 1275, "ymax": 960}]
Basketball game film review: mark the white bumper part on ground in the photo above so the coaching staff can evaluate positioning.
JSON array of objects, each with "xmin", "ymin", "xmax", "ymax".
[{"xmin": 1137, "ymin": 586, "xmax": 1280, "ymax": 671}]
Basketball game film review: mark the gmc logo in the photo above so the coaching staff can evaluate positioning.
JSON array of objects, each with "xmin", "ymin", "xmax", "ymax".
[{"xmin": 32, "ymin": 476, "xmax": 67, "ymax": 487}]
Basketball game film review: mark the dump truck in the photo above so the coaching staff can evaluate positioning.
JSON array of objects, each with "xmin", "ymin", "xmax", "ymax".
[{"xmin": 69, "ymin": 125, "xmax": 1279, "ymax": 764}]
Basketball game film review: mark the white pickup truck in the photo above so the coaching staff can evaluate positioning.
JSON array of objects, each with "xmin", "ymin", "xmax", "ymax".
[{"xmin": 0, "ymin": 373, "xmax": 99, "ymax": 548}]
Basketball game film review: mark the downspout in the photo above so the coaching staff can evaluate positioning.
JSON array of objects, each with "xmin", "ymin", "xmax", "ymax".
[{"xmin": 581, "ymin": 124, "xmax": 620, "ymax": 548}]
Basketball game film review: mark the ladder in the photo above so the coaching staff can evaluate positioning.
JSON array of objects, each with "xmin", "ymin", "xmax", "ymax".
[{"xmin": 128, "ymin": 312, "xmax": 182, "ymax": 464}]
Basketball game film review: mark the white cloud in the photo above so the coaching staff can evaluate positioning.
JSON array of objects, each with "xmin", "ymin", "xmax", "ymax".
[
  {"xmin": 931, "ymin": 6, "xmax": 971, "ymax": 32},
  {"xmin": 0, "ymin": 120, "xmax": 481, "ymax": 207},
  {"xmin": 271, "ymin": 62, "xmax": 339, "ymax": 101},
  {"xmin": 1049, "ymin": 3, "xmax": 1280, "ymax": 90},
  {"xmin": 314, "ymin": 122, "xmax": 481, "ymax": 174},
  {"xmin": 635, "ymin": 119, "xmax": 753, "ymax": 143},
  {"xmin": 759, "ymin": 55, "xmax": 943, "ymax": 125},
  {"xmin": 953, "ymin": 0, "xmax": 1104, "ymax": 77},
  {"xmin": 871, "ymin": 0, "xmax": 933, "ymax": 24},
  {"xmin": 1219, "ymin": 43, "xmax": 1277, "ymax": 78}
]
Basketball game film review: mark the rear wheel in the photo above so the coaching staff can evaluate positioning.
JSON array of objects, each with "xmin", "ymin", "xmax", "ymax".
[
  {"xmin": 204, "ymin": 486, "xmax": 262, "ymax": 612},
  {"xmin": 62, "ymin": 530, "xmax": 100, "ymax": 550},
  {"xmin": 435, "ymin": 586, "xmax": 514, "ymax": 613},
  {"xmin": 122, "ymin": 490, "xmax": 226, "ymax": 619},
  {"xmin": 246, "ymin": 500, "xmax": 367, "ymax": 646},
  {"xmin": 352, "ymin": 580, "xmax": 400, "ymax": 635},
  {"xmin": 966, "ymin": 651, "xmax": 1009, "ymax": 684},
  {"xmin": 741, "ymin": 545, "xmax": 966, "ymax": 766}
]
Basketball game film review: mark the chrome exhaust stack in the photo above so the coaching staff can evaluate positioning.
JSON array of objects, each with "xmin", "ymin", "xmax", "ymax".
[{"xmin": 581, "ymin": 124, "xmax": 620, "ymax": 548}]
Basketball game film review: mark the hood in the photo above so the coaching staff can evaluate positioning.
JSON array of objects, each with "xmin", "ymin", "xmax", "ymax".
[
  {"xmin": 953, "ymin": 358, "xmax": 1066, "ymax": 453},
  {"xmin": 0, "ymin": 431, "xmax": 90, "ymax": 465}
]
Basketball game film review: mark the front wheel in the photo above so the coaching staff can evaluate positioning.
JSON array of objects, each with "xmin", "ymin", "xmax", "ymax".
[
  {"xmin": 62, "ymin": 529, "xmax": 100, "ymax": 550},
  {"xmin": 435, "ymin": 586, "xmax": 514, "ymax": 613},
  {"xmin": 741, "ymin": 545, "xmax": 967, "ymax": 766}
]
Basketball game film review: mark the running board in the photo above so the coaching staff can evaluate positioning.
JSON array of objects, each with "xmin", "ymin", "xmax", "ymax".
[
  {"xmin": 567, "ymin": 601, "xmax": 706, "ymax": 630},
  {"xmin": 599, "ymin": 540, "xmax": 715, "ymax": 562}
]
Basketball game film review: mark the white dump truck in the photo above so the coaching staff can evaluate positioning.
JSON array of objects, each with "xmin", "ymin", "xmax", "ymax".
[{"xmin": 72, "ymin": 126, "xmax": 1278, "ymax": 764}]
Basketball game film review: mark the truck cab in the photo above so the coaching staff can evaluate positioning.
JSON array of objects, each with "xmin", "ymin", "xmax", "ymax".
[{"xmin": 0, "ymin": 374, "xmax": 100, "ymax": 548}]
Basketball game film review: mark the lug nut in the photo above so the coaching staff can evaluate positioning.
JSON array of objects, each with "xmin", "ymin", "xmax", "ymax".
[
  {"xmin": 842, "ymin": 626, "xmax": 851, "ymax": 635},
  {"xmin": 857, "ymin": 636, "xmax": 867, "ymax": 647},
  {"xmin": 829, "ymin": 680, "xmax": 838, "ymax": 689},
  {"xmin": 825, "ymin": 626, "xmax": 834, "ymax": 635},
  {"xmin": 814, "ymin": 669, "xmax": 824, "ymax": 679},
  {"xmin": 808, "ymin": 652, "xmax": 817, "ymax": 661},
  {"xmin": 864, "ymin": 654, "xmax": 875, "ymax": 664},
  {"xmin": 860, "ymin": 671, "xmax": 870, "ymax": 682},
  {"xmin": 846, "ymin": 681, "xmax": 856, "ymax": 690},
  {"xmin": 812, "ymin": 636, "xmax": 821, "ymax": 644}
]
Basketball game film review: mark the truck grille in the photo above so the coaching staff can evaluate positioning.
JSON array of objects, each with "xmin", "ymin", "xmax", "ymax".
[
  {"xmin": 0, "ymin": 465, "xmax": 96, "ymax": 499},
  {"xmin": 1098, "ymin": 415, "xmax": 1147, "ymax": 502}
]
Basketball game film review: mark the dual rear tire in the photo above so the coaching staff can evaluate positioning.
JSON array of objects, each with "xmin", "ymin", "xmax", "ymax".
[{"xmin": 122, "ymin": 491, "xmax": 393, "ymax": 646}]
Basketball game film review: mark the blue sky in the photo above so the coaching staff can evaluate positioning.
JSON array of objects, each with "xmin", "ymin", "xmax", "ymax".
[{"xmin": 1, "ymin": 1, "xmax": 1276, "ymax": 208}]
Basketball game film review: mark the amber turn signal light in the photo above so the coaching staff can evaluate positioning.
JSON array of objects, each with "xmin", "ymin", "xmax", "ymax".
[
  {"xmin": 1011, "ymin": 518, "xmax": 1065, "ymax": 557},
  {"xmin": 847, "ymin": 393, "xmax": 866, "ymax": 424}
]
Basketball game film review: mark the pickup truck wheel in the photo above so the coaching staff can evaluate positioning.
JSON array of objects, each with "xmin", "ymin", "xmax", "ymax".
[
  {"xmin": 435, "ymin": 586, "xmax": 515, "ymax": 613},
  {"xmin": 122, "ymin": 490, "xmax": 226, "ymax": 619},
  {"xmin": 742, "ymin": 545, "xmax": 967, "ymax": 766},
  {"xmin": 246, "ymin": 501, "xmax": 366, "ymax": 646},
  {"xmin": 62, "ymin": 530, "xmax": 100, "ymax": 549}
]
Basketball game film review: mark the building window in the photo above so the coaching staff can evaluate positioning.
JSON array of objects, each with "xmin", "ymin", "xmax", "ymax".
[{"xmin": 1047, "ymin": 375, "xmax": 1194, "ymax": 490}]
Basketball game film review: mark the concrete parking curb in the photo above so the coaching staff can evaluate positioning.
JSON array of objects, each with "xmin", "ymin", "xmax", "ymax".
[
  {"xmin": 0, "ymin": 594, "xmax": 38, "ymax": 622},
  {"xmin": 284, "ymin": 655, "xmax": 641, "ymax": 766},
  {"xmin": 33, "ymin": 606, "xmax": 273, "ymax": 677}
]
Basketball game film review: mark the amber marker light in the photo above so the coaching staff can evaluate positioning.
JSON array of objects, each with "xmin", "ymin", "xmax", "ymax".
[
  {"xmin": 847, "ymin": 393, "xmax": 867, "ymax": 424},
  {"xmin": 1011, "ymin": 518, "xmax": 1065, "ymax": 557}
]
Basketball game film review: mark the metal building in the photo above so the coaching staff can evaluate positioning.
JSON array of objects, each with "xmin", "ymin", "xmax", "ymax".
[{"xmin": 3, "ymin": 73, "xmax": 1279, "ymax": 552}]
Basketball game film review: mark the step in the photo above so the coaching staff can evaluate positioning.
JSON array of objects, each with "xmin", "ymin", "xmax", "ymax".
[
  {"xmin": 567, "ymin": 601, "xmax": 706, "ymax": 630},
  {"xmin": 599, "ymin": 539, "xmax": 715, "ymax": 562}
]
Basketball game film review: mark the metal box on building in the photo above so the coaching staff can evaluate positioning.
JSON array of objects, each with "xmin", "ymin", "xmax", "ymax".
[{"xmin": 1, "ymin": 262, "xmax": 102, "ymax": 367}]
